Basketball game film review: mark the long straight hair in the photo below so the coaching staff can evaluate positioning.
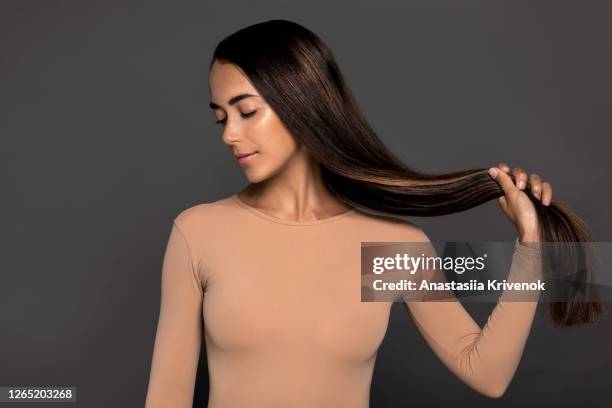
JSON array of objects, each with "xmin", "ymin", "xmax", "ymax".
[{"xmin": 210, "ymin": 19, "xmax": 603, "ymax": 327}]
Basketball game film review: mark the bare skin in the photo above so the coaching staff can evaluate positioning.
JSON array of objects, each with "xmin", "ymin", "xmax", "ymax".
[
  {"xmin": 209, "ymin": 60, "xmax": 354, "ymax": 222},
  {"xmin": 489, "ymin": 162, "xmax": 553, "ymax": 243}
]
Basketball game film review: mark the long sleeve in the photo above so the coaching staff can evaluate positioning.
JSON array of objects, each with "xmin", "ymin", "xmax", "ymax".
[
  {"xmin": 145, "ymin": 221, "xmax": 204, "ymax": 408},
  {"xmin": 404, "ymin": 234, "xmax": 543, "ymax": 399}
]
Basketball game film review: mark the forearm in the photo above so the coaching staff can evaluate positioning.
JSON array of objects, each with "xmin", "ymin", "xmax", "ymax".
[
  {"xmin": 407, "ymin": 238, "xmax": 543, "ymax": 398},
  {"xmin": 446, "ymin": 240, "xmax": 543, "ymax": 397}
]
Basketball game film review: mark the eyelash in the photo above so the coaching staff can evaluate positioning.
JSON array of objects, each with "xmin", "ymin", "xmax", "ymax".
[{"xmin": 215, "ymin": 110, "xmax": 257, "ymax": 125}]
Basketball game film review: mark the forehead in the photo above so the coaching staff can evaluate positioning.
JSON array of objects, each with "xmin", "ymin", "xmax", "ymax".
[{"xmin": 209, "ymin": 61, "xmax": 259, "ymax": 99}]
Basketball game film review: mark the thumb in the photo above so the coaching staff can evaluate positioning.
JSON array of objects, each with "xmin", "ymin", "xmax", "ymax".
[{"xmin": 489, "ymin": 166, "xmax": 516, "ymax": 197}]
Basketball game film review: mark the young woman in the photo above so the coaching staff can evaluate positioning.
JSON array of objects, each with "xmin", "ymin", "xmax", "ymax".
[{"xmin": 145, "ymin": 19, "xmax": 602, "ymax": 408}]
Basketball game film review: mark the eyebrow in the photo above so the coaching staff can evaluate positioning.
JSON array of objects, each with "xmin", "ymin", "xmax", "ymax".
[{"xmin": 209, "ymin": 93, "xmax": 259, "ymax": 110}]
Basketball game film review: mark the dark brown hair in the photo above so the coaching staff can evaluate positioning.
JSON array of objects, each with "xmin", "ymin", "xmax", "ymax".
[{"xmin": 210, "ymin": 19, "xmax": 604, "ymax": 327}]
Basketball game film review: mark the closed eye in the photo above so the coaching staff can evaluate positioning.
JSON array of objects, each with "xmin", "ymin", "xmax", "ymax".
[{"xmin": 215, "ymin": 110, "xmax": 257, "ymax": 125}]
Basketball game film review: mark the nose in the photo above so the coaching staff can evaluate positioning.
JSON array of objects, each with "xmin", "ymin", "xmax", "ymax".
[{"xmin": 221, "ymin": 123, "xmax": 241, "ymax": 146}]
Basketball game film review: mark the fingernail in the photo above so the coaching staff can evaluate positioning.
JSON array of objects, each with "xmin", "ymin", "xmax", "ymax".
[
  {"xmin": 518, "ymin": 180, "xmax": 525, "ymax": 189},
  {"xmin": 488, "ymin": 167, "xmax": 498, "ymax": 178}
]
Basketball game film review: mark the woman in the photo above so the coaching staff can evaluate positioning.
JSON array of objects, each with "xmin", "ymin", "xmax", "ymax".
[{"xmin": 145, "ymin": 19, "xmax": 602, "ymax": 407}]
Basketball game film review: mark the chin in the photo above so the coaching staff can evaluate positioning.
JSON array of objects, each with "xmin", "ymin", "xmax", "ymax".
[
  {"xmin": 244, "ymin": 163, "xmax": 285, "ymax": 183},
  {"xmin": 244, "ymin": 169, "xmax": 270, "ymax": 183}
]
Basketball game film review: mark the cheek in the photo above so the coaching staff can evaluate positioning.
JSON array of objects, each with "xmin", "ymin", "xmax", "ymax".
[
  {"xmin": 268, "ymin": 132, "xmax": 298, "ymax": 165},
  {"xmin": 251, "ymin": 111, "xmax": 298, "ymax": 161},
  {"xmin": 241, "ymin": 109, "xmax": 299, "ymax": 180},
  {"xmin": 250, "ymin": 108, "xmax": 276, "ymax": 137}
]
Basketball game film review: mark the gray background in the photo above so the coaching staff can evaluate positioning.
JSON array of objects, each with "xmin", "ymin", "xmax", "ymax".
[{"xmin": 1, "ymin": 0, "xmax": 611, "ymax": 407}]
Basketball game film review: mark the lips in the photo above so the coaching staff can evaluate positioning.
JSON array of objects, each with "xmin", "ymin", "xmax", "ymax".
[{"xmin": 235, "ymin": 151, "xmax": 258, "ymax": 159}]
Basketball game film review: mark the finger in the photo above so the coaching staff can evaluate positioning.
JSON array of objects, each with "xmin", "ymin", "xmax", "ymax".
[
  {"xmin": 511, "ymin": 167, "xmax": 528, "ymax": 190},
  {"xmin": 489, "ymin": 166, "xmax": 518, "ymax": 196},
  {"xmin": 529, "ymin": 173, "xmax": 543, "ymax": 199},
  {"xmin": 542, "ymin": 181, "xmax": 553, "ymax": 206},
  {"xmin": 497, "ymin": 162, "xmax": 511, "ymax": 173}
]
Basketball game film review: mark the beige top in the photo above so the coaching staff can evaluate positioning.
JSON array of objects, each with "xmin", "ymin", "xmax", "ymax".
[{"xmin": 145, "ymin": 194, "xmax": 542, "ymax": 407}]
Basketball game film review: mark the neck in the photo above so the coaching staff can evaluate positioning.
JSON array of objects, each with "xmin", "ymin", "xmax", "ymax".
[{"xmin": 238, "ymin": 152, "xmax": 352, "ymax": 221}]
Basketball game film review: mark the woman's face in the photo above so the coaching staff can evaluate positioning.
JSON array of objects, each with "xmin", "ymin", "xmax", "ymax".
[{"xmin": 208, "ymin": 60, "xmax": 301, "ymax": 183}]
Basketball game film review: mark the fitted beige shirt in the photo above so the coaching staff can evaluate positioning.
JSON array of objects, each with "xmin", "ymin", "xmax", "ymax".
[{"xmin": 144, "ymin": 194, "xmax": 542, "ymax": 407}]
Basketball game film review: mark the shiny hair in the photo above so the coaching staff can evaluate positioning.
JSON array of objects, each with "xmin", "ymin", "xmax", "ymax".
[{"xmin": 210, "ymin": 19, "xmax": 604, "ymax": 327}]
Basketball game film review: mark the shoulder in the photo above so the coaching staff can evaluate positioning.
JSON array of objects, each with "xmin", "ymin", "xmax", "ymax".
[{"xmin": 172, "ymin": 194, "xmax": 236, "ymax": 237}]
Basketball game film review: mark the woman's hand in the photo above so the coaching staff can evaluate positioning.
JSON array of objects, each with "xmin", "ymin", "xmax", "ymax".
[{"xmin": 488, "ymin": 162, "xmax": 553, "ymax": 243}]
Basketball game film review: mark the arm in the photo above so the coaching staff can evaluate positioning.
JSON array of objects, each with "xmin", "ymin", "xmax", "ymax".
[
  {"xmin": 145, "ymin": 220, "xmax": 204, "ymax": 408},
  {"xmin": 404, "ymin": 230, "xmax": 542, "ymax": 399}
]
